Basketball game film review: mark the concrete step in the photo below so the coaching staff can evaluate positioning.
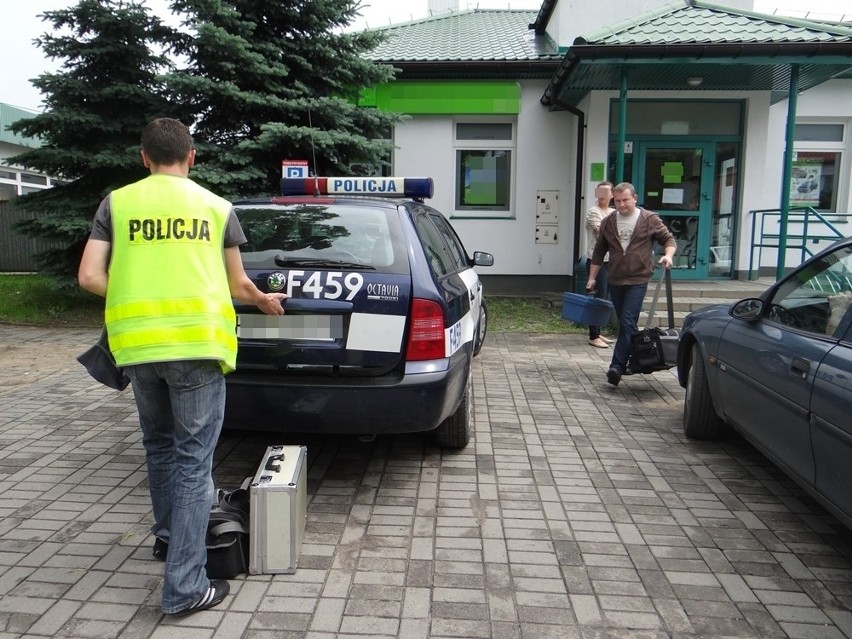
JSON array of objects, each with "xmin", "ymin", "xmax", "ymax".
[
  {"xmin": 640, "ymin": 277, "xmax": 774, "ymax": 327},
  {"xmin": 640, "ymin": 310, "xmax": 696, "ymax": 327},
  {"xmin": 548, "ymin": 278, "xmax": 776, "ymax": 329},
  {"xmin": 648, "ymin": 297, "xmax": 736, "ymax": 313}
]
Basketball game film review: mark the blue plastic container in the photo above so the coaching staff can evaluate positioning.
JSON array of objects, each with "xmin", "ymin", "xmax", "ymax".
[{"xmin": 561, "ymin": 292, "xmax": 614, "ymax": 325}]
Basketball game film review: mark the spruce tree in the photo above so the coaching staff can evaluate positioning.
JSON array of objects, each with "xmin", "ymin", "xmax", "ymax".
[
  {"xmin": 8, "ymin": 0, "xmax": 177, "ymax": 279},
  {"xmin": 167, "ymin": 0, "xmax": 400, "ymax": 197}
]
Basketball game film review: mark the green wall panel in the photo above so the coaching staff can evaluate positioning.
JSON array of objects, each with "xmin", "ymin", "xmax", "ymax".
[{"xmin": 359, "ymin": 82, "xmax": 521, "ymax": 115}]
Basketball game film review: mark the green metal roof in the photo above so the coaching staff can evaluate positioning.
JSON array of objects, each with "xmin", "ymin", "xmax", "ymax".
[
  {"xmin": 583, "ymin": 2, "xmax": 852, "ymax": 45},
  {"xmin": 0, "ymin": 103, "xmax": 40, "ymax": 149},
  {"xmin": 365, "ymin": 9, "xmax": 561, "ymax": 78},
  {"xmin": 544, "ymin": 1, "xmax": 852, "ymax": 107}
]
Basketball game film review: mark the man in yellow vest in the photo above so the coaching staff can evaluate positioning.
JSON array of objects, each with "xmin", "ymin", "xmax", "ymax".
[{"xmin": 78, "ymin": 118, "xmax": 286, "ymax": 615}]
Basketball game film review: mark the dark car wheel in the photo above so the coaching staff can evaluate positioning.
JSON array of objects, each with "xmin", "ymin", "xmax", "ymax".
[
  {"xmin": 473, "ymin": 299, "xmax": 487, "ymax": 356},
  {"xmin": 434, "ymin": 366, "xmax": 472, "ymax": 449},
  {"xmin": 683, "ymin": 343, "xmax": 724, "ymax": 440}
]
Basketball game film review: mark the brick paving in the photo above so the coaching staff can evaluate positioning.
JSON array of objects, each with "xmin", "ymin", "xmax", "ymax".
[{"xmin": 1, "ymin": 324, "xmax": 852, "ymax": 638}]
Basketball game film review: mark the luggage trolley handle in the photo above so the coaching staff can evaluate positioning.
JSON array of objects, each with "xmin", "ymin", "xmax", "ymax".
[{"xmin": 644, "ymin": 267, "xmax": 675, "ymax": 330}]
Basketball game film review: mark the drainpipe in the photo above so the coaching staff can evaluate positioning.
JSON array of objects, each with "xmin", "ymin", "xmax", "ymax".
[
  {"xmin": 616, "ymin": 67, "xmax": 628, "ymax": 183},
  {"xmin": 551, "ymin": 97, "xmax": 586, "ymax": 274},
  {"xmin": 777, "ymin": 63, "xmax": 799, "ymax": 281}
]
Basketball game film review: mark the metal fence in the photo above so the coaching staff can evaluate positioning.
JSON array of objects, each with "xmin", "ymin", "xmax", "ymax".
[{"xmin": 0, "ymin": 202, "xmax": 69, "ymax": 272}]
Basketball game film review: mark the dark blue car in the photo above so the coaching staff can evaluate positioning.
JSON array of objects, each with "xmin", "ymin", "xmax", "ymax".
[
  {"xmin": 223, "ymin": 177, "xmax": 493, "ymax": 449},
  {"xmin": 677, "ymin": 237, "xmax": 852, "ymax": 527}
]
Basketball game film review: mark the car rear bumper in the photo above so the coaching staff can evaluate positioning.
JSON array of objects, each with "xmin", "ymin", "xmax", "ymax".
[{"xmin": 223, "ymin": 357, "xmax": 467, "ymax": 435}]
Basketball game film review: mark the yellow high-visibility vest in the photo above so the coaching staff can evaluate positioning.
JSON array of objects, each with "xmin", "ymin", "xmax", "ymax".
[{"xmin": 105, "ymin": 174, "xmax": 237, "ymax": 373}]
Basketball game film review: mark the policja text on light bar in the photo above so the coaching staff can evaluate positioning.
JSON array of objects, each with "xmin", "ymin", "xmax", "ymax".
[{"xmin": 280, "ymin": 177, "xmax": 434, "ymax": 199}]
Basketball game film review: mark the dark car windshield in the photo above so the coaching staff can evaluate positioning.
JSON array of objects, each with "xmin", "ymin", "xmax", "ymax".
[{"xmin": 234, "ymin": 203, "xmax": 409, "ymax": 274}]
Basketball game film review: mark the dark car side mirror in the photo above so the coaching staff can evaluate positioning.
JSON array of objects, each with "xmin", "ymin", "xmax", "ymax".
[
  {"xmin": 731, "ymin": 298, "xmax": 764, "ymax": 321},
  {"xmin": 473, "ymin": 251, "xmax": 494, "ymax": 267}
]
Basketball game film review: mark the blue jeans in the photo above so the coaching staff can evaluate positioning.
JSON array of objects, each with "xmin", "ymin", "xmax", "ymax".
[
  {"xmin": 608, "ymin": 283, "xmax": 648, "ymax": 373},
  {"xmin": 126, "ymin": 360, "xmax": 224, "ymax": 613}
]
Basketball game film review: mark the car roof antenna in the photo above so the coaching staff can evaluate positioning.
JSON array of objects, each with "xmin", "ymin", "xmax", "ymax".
[{"xmin": 307, "ymin": 107, "xmax": 320, "ymax": 196}]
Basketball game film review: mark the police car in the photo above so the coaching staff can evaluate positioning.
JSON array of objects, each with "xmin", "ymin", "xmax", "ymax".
[{"xmin": 224, "ymin": 176, "xmax": 493, "ymax": 448}]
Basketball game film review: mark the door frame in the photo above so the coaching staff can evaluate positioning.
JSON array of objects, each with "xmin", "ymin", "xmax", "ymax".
[{"xmin": 634, "ymin": 140, "xmax": 716, "ymax": 280}]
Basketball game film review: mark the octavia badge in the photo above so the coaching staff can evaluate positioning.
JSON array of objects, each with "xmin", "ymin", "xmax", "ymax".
[{"xmin": 267, "ymin": 272, "xmax": 286, "ymax": 291}]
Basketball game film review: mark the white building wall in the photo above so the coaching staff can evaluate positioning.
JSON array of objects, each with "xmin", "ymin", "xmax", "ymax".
[
  {"xmin": 393, "ymin": 80, "xmax": 576, "ymax": 278},
  {"xmin": 740, "ymin": 91, "xmax": 775, "ymax": 272},
  {"xmin": 391, "ymin": 78, "xmax": 851, "ymax": 283},
  {"xmin": 393, "ymin": 117, "xmax": 455, "ymax": 208},
  {"xmin": 578, "ymin": 90, "xmax": 612, "ymax": 260}
]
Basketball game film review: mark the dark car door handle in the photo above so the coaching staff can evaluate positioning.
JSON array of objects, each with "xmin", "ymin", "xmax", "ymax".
[{"xmin": 791, "ymin": 357, "xmax": 810, "ymax": 379}]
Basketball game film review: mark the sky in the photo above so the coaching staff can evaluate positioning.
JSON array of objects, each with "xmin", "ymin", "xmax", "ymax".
[{"xmin": 2, "ymin": 0, "xmax": 850, "ymax": 112}]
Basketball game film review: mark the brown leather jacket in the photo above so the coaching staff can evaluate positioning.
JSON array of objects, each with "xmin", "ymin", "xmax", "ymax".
[{"xmin": 590, "ymin": 209, "xmax": 676, "ymax": 285}]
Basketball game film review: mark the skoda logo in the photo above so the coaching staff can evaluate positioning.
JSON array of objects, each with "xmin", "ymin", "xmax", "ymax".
[{"xmin": 267, "ymin": 272, "xmax": 286, "ymax": 292}]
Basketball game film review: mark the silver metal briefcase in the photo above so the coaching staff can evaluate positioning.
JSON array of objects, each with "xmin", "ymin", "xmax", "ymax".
[{"xmin": 249, "ymin": 444, "xmax": 307, "ymax": 574}]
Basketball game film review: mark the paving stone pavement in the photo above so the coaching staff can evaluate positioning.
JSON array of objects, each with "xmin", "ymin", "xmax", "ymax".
[{"xmin": 2, "ymin": 324, "xmax": 852, "ymax": 639}]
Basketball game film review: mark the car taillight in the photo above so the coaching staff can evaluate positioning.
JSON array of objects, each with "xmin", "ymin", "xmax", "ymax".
[{"xmin": 406, "ymin": 298, "xmax": 446, "ymax": 361}]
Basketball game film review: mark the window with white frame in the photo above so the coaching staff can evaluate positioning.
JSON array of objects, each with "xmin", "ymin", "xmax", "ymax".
[
  {"xmin": 0, "ymin": 165, "xmax": 55, "ymax": 200},
  {"xmin": 454, "ymin": 121, "xmax": 514, "ymax": 216},
  {"xmin": 791, "ymin": 122, "xmax": 847, "ymax": 213}
]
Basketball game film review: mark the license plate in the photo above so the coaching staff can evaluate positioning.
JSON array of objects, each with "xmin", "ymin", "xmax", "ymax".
[{"xmin": 237, "ymin": 315, "xmax": 343, "ymax": 340}]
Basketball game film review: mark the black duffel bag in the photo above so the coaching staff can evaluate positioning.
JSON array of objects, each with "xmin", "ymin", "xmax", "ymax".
[
  {"xmin": 206, "ymin": 478, "xmax": 251, "ymax": 579},
  {"xmin": 629, "ymin": 268, "xmax": 680, "ymax": 374},
  {"xmin": 630, "ymin": 326, "xmax": 679, "ymax": 373}
]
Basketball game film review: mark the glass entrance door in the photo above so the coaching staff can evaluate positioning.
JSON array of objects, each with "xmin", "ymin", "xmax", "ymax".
[{"xmin": 636, "ymin": 143, "xmax": 714, "ymax": 279}]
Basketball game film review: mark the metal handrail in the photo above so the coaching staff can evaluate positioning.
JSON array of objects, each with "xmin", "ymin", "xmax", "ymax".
[{"xmin": 748, "ymin": 206, "xmax": 847, "ymax": 279}]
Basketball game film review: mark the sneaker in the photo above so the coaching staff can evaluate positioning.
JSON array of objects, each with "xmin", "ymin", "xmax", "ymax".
[
  {"xmin": 153, "ymin": 538, "xmax": 168, "ymax": 562},
  {"xmin": 170, "ymin": 580, "xmax": 230, "ymax": 615},
  {"xmin": 588, "ymin": 337, "xmax": 609, "ymax": 348},
  {"xmin": 606, "ymin": 367, "xmax": 622, "ymax": 386}
]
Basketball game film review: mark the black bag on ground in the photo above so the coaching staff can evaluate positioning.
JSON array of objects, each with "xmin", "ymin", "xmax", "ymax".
[
  {"xmin": 629, "ymin": 268, "xmax": 680, "ymax": 374},
  {"xmin": 206, "ymin": 478, "xmax": 251, "ymax": 579},
  {"xmin": 630, "ymin": 326, "xmax": 680, "ymax": 373}
]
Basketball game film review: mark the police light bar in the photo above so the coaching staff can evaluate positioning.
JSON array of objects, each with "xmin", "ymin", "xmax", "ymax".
[{"xmin": 280, "ymin": 177, "xmax": 433, "ymax": 199}]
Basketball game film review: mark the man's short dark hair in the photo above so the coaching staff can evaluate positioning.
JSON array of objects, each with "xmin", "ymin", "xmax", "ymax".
[
  {"xmin": 141, "ymin": 118, "xmax": 193, "ymax": 166},
  {"xmin": 613, "ymin": 182, "xmax": 636, "ymax": 196}
]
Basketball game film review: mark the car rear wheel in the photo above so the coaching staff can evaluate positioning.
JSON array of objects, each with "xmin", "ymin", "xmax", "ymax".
[
  {"xmin": 683, "ymin": 343, "xmax": 723, "ymax": 439},
  {"xmin": 473, "ymin": 299, "xmax": 487, "ymax": 356},
  {"xmin": 434, "ymin": 366, "xmax": 472, "ymax": 449}
]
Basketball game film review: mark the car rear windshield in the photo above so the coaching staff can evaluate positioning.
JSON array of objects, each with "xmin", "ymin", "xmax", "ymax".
[{"xmin": 234, "ymin": 203, "xmax": 409, "ymax": 274}]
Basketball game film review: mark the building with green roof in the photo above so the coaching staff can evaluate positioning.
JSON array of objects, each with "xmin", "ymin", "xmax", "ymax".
[
  {"xmin": 363, "ymin": 0, "xmax": 852, "ymax": 288},
  {"xmin": 0, "ymin": 103, "xmax": 56, "ymax": 202}
]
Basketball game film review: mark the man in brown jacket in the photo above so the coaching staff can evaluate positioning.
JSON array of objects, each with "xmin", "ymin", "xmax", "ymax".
[{"xmin": 587, "ymin": 182, "xmax": 676, "ymax": 386}]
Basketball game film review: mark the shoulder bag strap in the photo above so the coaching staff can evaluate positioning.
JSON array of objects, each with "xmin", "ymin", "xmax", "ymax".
[
  {"xmin": 209, "ymin": 520, "xmax": 248, "ymax": 537},
  {"xmin": 644, "ymin": 271, "xmax": 665, "ymax": 329},
  {"xmin": 664, "ymin": 267, "xmax": 675, "ymax": 329}
]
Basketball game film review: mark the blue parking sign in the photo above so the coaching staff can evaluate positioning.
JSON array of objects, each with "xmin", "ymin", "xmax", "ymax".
[{"xmin": 281, "ymin": 160, "xmax": 309, "ymax": 178}]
